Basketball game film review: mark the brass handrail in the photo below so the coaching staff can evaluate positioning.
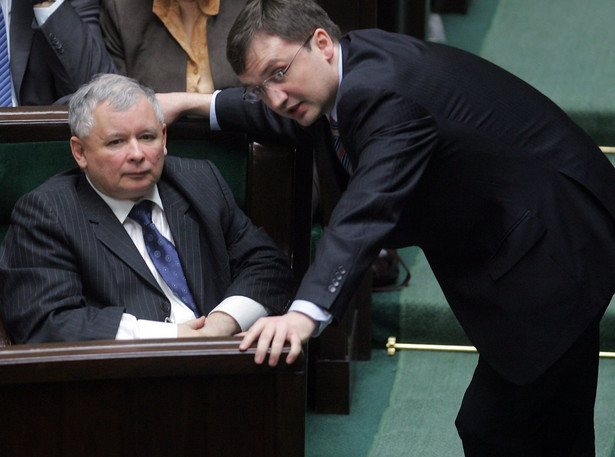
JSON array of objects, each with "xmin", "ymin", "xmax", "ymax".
[{"xmin": 386, "ymin": 337, "xmax": 615, "ymax": 358}]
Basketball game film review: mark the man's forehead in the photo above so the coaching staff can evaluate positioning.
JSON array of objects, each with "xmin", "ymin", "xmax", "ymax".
[
  {"xmin": 90, "ymin": 99, "xmax": 160, "ymax": 134},
  {"xmin": 243, "ymin": 33, "xmax": 298, "ymax": 78}
]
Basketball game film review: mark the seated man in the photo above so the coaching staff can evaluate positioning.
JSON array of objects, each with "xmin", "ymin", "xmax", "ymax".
[{"xmin": 0, "ymin": 73, "xmax": 295, "ymax": 344}]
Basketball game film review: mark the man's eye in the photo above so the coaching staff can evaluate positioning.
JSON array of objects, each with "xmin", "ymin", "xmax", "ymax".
[{"xmin": 272, "ymin": 69, "xmax": 286, "ymax": 81}]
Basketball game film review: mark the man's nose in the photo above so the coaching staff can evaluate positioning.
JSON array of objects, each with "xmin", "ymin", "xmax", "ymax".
[
  {"xmin": 264, "ymin": 86, "xmax": 288, "ymax": 110},
  {"xmin": 126, "ymin": 138, "xmax": 145, "ymax": 160}
]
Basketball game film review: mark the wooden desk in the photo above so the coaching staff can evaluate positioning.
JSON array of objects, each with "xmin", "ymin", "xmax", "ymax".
[{"xmin": 0, "ymin": 339, "xmax": 305, "ymax": 457}]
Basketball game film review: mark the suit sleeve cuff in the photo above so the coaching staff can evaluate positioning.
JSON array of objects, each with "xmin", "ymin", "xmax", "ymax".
[
  {"xmin": 289, "ymin": 300, "xmax": 333, "ymax": 337},
  {"xmin": 210, "ymin": 90, "xmax": 222, "ymax": 131},
  {"xmin": 33, "ymin": 0, "xmax": 64, "ymax": 25},
  {"xmin": 115, "ymin": 313, "xmax": 178, "ymax": 339},
  {"xmin": 212, "ymin": 296, "xmax": 268, "ymax": 332}
]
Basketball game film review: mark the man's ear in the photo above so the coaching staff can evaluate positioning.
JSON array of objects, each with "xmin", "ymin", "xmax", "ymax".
[
  {"xmin": 162, "ymin": 123, "xmax": 168, "ymax": 157},
  {"xmin": 70, "ymin": 137, "xmax": 88, "ymax": 171},
  {"xmin": 314, "ymin": 28, "xmax": 334, "ymax": 60}
]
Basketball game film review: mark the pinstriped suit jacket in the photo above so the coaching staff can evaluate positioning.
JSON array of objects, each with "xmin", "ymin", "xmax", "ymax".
[{"xmin": 0, "ymin": 156, "xmax": 295, "ymax": 344}]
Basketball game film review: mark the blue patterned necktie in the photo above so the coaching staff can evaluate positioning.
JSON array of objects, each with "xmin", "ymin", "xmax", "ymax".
[
  {"xmin": 329, "ymin": 116, "xmax": 353, "ymax": 175},
  {"xmin": 0, "ymin": 7, "xmax": 13, "ymax": 107},
  {"xmin": 129, "ymin": 200, "xmax": 201, "ymax": 318}
]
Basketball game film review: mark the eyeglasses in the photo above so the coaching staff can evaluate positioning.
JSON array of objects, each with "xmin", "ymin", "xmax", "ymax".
[{"xmin": 243, "ymin": 33, "xmax": 314, "ymax": 103}]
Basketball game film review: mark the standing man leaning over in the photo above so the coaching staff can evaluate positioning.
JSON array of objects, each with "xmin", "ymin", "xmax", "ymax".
[
  {"xmin": 0, "ymin": 0, "xmax": 116, "ymax": 106},
  {"xmin": 0, "ymin": 73, "xmax": 295, "ymax": 343},
  {"xmin": 157, "ymin": 0, "xmax": 615, "ymax": 454}
]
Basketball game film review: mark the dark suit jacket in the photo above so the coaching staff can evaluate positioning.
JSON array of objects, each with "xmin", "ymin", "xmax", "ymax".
[
  {"xmin": 0, "ymin": 156, "xmax": 295, "ymax": 344},
  {"xmin": 100, "ymin": 0, "xmax": 243, "ymax": 92},
  {"xmin": 213, "ymin": 29, "xmax": 615, "ymax": 385},
  {"xmin": 9, "ymin": 0, "xmax": 116, "ymax": 106}
]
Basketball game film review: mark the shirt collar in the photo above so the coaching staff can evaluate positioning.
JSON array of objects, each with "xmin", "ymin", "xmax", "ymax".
[
  {"xmin": 329, "ymin": 43, "xmax": 344, "ymax": 122},
  {"xmin": 153, "ymin": 0, "xmax": 220, "ymax": 17},
  {"xmin": 85, "ymin": 175, "xmax": 164, "ymax": 224}
]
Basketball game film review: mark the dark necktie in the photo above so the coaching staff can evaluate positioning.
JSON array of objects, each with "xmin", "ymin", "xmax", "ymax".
[
  {"xmin": 129, "ymin": 200, "xmax": 201, "ymax": 318},
  {"xmin": 329, "ymin": 116, "xmax": 353, "ymax": 175},
  {"xmin": 0, "ymin": 7, "xmax": 13, "ymax": 107}
]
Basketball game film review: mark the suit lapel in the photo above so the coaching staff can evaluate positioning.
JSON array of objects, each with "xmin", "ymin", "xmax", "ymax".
[
  {"xmin": 158, "ymin": 181, "xmax": 206, "ymax": 311},
  {"xmin": 77, "ymin": 177, "xmax": 161, "ymax": 292}
]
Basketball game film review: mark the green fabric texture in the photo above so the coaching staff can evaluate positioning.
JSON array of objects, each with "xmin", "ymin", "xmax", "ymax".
[
  {"xmin": 305, "ymin": 349, "xmax": 399, "ymax": 457},
  {"xmin": 368, "ymin": 351, "xmax": 476, "ymax": 457},
  {"xmin": 0, "ymin": 139, "xmax": 248, "ymax": 241},
  {"xmin": 441, "ymin": 0, "xmax": 502, "ymax": 55},
  {"xmin": 478, "ymin": 0, "xmax": 615, "ymax": 146}
]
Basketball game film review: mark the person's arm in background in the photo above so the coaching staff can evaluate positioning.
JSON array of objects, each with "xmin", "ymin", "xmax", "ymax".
[{"xmin": 33, "ymin": 0, "xmax": 116, "ymax": 104}]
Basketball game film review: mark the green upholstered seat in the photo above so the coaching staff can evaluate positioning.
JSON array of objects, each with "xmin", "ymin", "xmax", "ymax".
[{"xmin": 0, "ymin": 138, "xmax": 248, "ymax": 243}]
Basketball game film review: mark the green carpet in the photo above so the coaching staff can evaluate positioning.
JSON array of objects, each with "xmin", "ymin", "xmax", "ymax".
[
  {"xmin": 367, "ymin": 350, "xmax": 477, "ymax": 457},
  {"xmin": 305, "ymin": 349, "xmax": 400, "ymax": 457},
  {"xmin": 478, "ymin": 0, "xmax": 615, "ymax": 146},
  {"xmin": 441, "ymin": 0, "xmax": 501, "ymax": 54}
]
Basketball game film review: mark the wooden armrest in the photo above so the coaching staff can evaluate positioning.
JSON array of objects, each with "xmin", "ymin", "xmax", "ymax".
[{"xmin": 0, "ymin": 337, "xmax": 304, "ymax": 384}]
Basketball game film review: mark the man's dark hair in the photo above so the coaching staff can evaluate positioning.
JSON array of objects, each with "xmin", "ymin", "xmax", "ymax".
[{"xmin": 227, "ymin": 0, "xmax": 341, "ymax": 76}]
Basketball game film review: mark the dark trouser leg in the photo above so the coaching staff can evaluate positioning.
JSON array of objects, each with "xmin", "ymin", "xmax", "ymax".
[{"xmin": 455, "ymin": 321, "xmax": 599, "ymax": 457}]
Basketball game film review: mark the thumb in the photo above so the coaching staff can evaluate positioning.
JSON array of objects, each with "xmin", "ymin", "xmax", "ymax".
[{"xmin": 186, "ymin": 316, "xmax": 206, "ymax": 329}]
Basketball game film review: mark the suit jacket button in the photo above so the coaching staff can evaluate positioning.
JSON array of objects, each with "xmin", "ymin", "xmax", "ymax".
[
  {"xmin": 161, "ymin": 303, "xmax": 170, "ymax": 313},
  {"xmin": 328, "ymin": 285, "xmax": 337, "ymax": 293}
]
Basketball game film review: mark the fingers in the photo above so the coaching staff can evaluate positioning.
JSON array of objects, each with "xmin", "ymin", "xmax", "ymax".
[
  {"xmin": 238, "ymin": 317, "xmax": 287, "ymax": 365},
  {"xmin": 238, "ymin": 313, "xmax": 316, "ymax": 366},
  {"xmin": 285, "ymin": 333, "xmax": 304, "ymax": 365}
]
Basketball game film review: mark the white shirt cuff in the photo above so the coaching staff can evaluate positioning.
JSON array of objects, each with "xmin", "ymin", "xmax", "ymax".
[
  {"xmin": 210, "ymin": 90, "xmax": 221, "ymax": 131},
  {"xmin": 115, "ymin": 313, "xmax": 178, "ymax": 340},
  {"xmin": 33, "ymin": 0, "xmax": 64, "ymax": 25},
  {"xmin": 212, "ymin": 295, "xmax": 268, "ymax": 332},
  {"xmin": 289, "ymin": 300, "xmax": 333, "ymax": 337}
]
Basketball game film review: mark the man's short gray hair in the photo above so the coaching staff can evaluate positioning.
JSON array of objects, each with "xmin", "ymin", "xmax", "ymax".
[{"xmin": 69, "ymin": 74, "xmax": 164, "ymax": 138}]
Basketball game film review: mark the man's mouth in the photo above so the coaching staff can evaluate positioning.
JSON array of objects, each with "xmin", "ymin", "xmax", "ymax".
[{"xmin": 287, "ymin": 102, "xmax": 303, "ymax": 116}]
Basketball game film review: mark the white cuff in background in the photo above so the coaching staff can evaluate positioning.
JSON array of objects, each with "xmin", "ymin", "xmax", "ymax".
[
  {"xmin": 289, "ymin": 299, "xmax": 333, "ymax": 337},
  {"xmin": 33, "ymin": 0, "xmax": 64, "ymax": 26}
]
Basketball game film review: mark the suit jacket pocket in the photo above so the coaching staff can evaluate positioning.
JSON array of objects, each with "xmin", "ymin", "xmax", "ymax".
[{"xmin": 489, "ymin": 210, "xmax": 546, "ymax": 281}]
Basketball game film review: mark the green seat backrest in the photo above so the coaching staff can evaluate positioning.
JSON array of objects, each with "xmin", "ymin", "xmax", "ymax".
[{"xmin": 0, "ymin": 137, "xmax": 249, "ymax": 243}]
